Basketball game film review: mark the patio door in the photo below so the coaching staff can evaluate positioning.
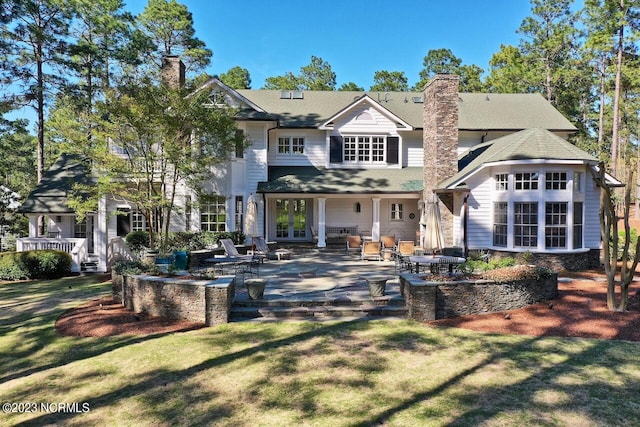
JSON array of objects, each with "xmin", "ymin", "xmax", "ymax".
[{"xmin": 275, "ymin": 199, "xmax": 307, "ymax": 240}]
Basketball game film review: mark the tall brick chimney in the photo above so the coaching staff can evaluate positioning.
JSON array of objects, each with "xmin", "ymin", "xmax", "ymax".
[
  {"xmin": 423, "ymin": 74, "xmax": 459, "ymax": 246},
  {"xmin": 161, "ymin": 55, "xmax": 185, "ymax": 88}
]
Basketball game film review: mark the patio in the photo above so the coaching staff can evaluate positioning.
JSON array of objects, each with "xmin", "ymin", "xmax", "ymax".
[{"xmin": 228, "ymin": 246, "xmax": 406, "ymax": 321}]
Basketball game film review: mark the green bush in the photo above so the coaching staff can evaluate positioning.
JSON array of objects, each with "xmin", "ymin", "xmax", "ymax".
[
  {"xmin": 125, "ymin": 231, "xmax": 150, "ymax": 254},
  {"xmin": 112, "ymin": 259, "xmax": 148, "ymax": 275},
  {"xmin": 0, "ymin": 250, "xmax": 72, "ymax": 280}
]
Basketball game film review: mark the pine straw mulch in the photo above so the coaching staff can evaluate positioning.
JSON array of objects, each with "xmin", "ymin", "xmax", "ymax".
[{"xmin": 56, "ymin": 269, "xmax": 640, "ymax": 341}]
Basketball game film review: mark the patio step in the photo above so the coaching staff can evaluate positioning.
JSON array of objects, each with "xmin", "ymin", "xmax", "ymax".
[{"xmin": 231, "ymin": 294, "xmax": 407, "ymax": 321}]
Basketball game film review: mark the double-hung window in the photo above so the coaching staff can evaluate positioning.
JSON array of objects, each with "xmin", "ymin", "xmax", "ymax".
[
  {"xmin": 200, "ymin": 195, "xmax": 226, "ymax": 232},
  {"xmin": 343, "ymin": 135, "xmax": 386, "ymax": 164},
  {"xmin": 545, "ymin": 202, "xmax": 567, "ymax": 248},
  {"xmin": 514, "ymin": 202, "xmax": 538, "ymax": 248},
  {"xmin": 493, "ymin": 202, "xmax": 508, "ymax": 247},
  {"xmin": 278, "ymin": 137, "xmax": 304, "ymax": 155}
]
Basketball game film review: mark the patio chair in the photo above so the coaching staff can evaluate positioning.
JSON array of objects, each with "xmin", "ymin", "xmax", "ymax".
[
  {"xmin": 345, "ymin": 235, "xmax": 362, "ymax": 255},
  {"xmin": 395, "ymin": 240, "xmax": 415, "ymax": 272},
  {"xmin": 433, "ymin": 256, "xmax": 464, "ymax": 274},
  {"xmin": 219, "ymin": 238, "xmax": 260, "ymax": 277},
  {"xmin": 380, "ymin": 235, "xmax": 396, "ymax": 250},
  {"xmin": 253, "ymin": 236, "xmax": 292, "ymax": 261},
  {"xmin": 361, "ymin": 240, "xmax": 381, "ymax": 261}
]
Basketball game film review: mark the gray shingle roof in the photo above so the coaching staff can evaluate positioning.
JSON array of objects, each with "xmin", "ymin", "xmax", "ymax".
[
  {"xmin": 236, "ymin": 89, "xmax": 577, "ymax": 131},
  {"xmin": 257, "ymin": 167, "xmax": 423, "ymax": 194},
  {"xmin": 17, "ymin": 154, "xmax": 94, "ymax": 214},
  {"xmin": 440, "ymin": 128, "xmax": 598, "ymax": 189}
]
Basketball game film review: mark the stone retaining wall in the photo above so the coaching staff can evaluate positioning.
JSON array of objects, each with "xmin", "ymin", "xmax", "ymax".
[
  {"xmin": 399, "ymin": 273, "xmax": 558, "ymax": 321},
  {"xmin": 113, "ymin": 273, "xmax": 235, "ymax": 326},
  {"xmin": 490, "ymin": 249, "xmax": 600, "ymax": 271}
]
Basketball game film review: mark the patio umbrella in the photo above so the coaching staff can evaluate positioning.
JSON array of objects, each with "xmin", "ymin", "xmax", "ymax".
[
  {"xmin": 244, "ymin": 193, "xmax": 259, "ymax": 250},
  {"xmin": 423, "ymin": 193, "xmax": 444, "ymax": 256}
]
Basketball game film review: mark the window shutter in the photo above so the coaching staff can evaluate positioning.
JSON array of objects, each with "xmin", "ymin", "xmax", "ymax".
[
  {"xmin": 330, "ymin": 135, "xmax": 343, "ymax": 163},
  {"xmin": 387, "ymin": 136, "xmax": 399, "ymax": 164},
  {"xmin": 235, "ymin": 129, "xmax": 244, "ymax": 159}
]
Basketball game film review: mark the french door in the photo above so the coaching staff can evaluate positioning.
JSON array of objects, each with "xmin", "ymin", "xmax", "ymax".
[{"xmin": 275, "ymin": 199, "xmax": 308, "ymax": 240}]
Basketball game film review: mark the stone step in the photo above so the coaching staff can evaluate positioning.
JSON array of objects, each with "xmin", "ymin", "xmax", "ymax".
[
  {"xmin": 230, "ymin": 304, "xmax": 407, "ymax": 321},
  {"xmin": 232, "ymin": 294, "xmax": 405, "ymax": 309}
]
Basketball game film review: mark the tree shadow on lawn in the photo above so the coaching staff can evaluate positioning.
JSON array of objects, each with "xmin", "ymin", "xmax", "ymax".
[
  {"xmin": 0, "ymin": 276, "xmax": 197, "ymax": 385},
  {"xmin": 20, "ymin": 320, "xmax": 640, "ymax": 426}
]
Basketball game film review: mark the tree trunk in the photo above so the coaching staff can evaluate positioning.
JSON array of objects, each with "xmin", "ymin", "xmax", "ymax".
[{"xmin": 611, "ymin": 16, "xmax": 624, "ymax": 175}]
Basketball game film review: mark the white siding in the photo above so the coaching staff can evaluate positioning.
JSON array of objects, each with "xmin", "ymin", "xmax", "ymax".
[
  {"xmin": 334, "ymin": 105, "xmax": 398, "ymax": 134},
  {"xmin": 466, "ymin": 171, "xmax": 493, "ymax": 249},
  {"xmin": 245, "ymin": 124, "xmax": 268, "ymax": 192},
  {"xmin": 403, "ymin": 130, "xmax": 423, "ymax": 167},
  {"xmin": 325, "ymin": 198, "xmax": 370, "ymax": 231},
  {"xmin": 583, "ymin": 172, "xmax": 601, "ymax": 249},
  {"xmin": 267, "ymin": 129, "xmax": 325, "ymax": 167},
  {"xmin": 379, "ymin": 198, "xmax": 421, "ymax": 242}
]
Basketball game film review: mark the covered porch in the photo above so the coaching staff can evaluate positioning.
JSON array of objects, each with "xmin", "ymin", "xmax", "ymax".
[{"xmin": 257, "ymin": 166, "xmax": 424, "ymax": 247}]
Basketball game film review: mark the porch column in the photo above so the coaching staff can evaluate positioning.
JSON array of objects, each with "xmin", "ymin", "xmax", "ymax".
[
  {"xmin": 28, "ymin": 215, "xmax": 38, "ymax": 237},
  {"xmin": 318, "ymin": 197, "xmax": 326, "ymax": 248},
  {"xmin": 97, "ymin": 197, "xmax": 108, "ymax": 273},
  {"xmin": 372, "ymin": 198, "xmax": 381, "ymax": 241}
]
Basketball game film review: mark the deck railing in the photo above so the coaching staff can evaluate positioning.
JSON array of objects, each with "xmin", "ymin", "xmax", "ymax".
[{"xmin": 16, "ymin": 237, "xmax": 87, "ymax": 273}]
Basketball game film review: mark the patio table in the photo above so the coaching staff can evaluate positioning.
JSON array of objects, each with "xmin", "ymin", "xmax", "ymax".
[
  {"xmin": 204, "ymin": 256, "xmax": 259, "ymax": 277},
  {"xmin": 408, "ymin": 255, "xmax": 465, "ymax": 274}
]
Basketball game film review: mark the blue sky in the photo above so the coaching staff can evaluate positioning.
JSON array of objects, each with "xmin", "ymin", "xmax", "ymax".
[{"xmin": 123, "ymin": 0, "xmax": 545, "ymax": 89}]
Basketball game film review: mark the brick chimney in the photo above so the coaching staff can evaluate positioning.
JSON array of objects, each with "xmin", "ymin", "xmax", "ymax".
[
  {"xmin": 161, "ymin": 55, "xmax": 185, "ymax": 88},
  {"xmin": 423, "ymin": 74, "xmax": 459, "ymax": 245}
]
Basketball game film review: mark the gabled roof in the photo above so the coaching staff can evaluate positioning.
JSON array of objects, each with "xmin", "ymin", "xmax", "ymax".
[
  {"xmin": 318, "ymin": 94, "xmax": 412, "ymax": 130},
  {"xmin": 257, "ymin": 167, "xmax": 423, "ymax": 194},
  {"xmin": 17, "ymin": 154, "xmax": 94, "ymax": 214},
  {"xmin": 234, "ymin": 89, "xmax": 577, "ymax": 131},
  {"xmin": 440, "ymin": 128, "xmax": 598, "ymax": 189}
]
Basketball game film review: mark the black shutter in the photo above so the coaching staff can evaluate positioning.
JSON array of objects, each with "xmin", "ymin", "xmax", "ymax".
[
  {"xmin": 387, "ymin": 136, "xmax": 399, "ymax": 164},
  {"xmin": 330, "ymin": 135, "xmax": 343, "ymax": 163}
]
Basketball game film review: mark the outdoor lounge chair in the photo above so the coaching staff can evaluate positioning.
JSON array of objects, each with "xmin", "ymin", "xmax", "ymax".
[
  {"xmin": 253, "ymin": 236, "xmax": 292, "ymax": 260},
  {"xmin": 380, "ymin": 235, "xmax": 396, "ymax": 250},
  {"xmin": 361, "ymin": 240, "xmax": 381, "ymax": 261},
  {"xmin": 395, "ymin": 240, "xmax": 415, "ymax": 272},
  {"xmin": 346, "ymin": 235, "xmax": 362, "ymax": 255},
  {"xmin": 219, "ymin": 238, "xmax": 261, "ymax": 278}
]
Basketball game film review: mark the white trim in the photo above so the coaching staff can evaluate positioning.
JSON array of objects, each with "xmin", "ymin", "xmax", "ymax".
[{"xmin": 318, "ymin": 95, "xmax": 412, "ymax": 131}]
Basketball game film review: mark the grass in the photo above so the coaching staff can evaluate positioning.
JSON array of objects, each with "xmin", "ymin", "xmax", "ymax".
[{"xmin": 1, "ymin": 276, "xmax": 640, "ymax": 426}]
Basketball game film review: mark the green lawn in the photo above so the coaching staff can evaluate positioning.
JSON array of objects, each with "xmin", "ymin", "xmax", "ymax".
[{"xmin": 1, "ymin": 276, "xmax": 639, "ymax": 426}]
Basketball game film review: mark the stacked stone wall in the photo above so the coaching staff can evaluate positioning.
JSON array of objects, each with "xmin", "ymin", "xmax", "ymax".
[
  {"xmin": 400, "ymin": 272, "xmax": 558, "ymax": 321},
  {"xmin": 116, "ymin": 274, "xmax": 235, "ymax": 326}
]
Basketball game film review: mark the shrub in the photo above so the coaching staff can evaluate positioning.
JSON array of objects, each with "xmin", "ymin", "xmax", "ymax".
[
  {"xmin": 112, "ymin": 259, "xmax": 147, "ymax": 275},
  {"xmin": 0, "ymin": 250, "xmax": 72, "ymax": 280},
  {"xmin": 125, "ymin": 231, "xmax": 150, "ymax": 254},
  {"xmin": 481, "ymin": 265, "xmax": 553, "ymax": 283}
]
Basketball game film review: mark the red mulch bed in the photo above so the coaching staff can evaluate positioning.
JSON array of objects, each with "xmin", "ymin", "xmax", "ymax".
[
  {"xmin": 429, "ymin": 269, "xmax": 640, "ymax": 342},
  {"xmin": 55, "ymin": 297, "xmax": 204, "ymax": 337},
  {"xmin": 56, "ymin": 269, "xmax": 640, "ymax": 341}
]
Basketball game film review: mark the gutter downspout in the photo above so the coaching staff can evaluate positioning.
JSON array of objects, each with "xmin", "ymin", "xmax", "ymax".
[{"xmin": 463, "ymin": 193, "xmax": 469, "ymax": 258}]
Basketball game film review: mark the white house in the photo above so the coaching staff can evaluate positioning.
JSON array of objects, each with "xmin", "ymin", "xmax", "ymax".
[{"xmin": 17, "ymin": 62, "xmax": 611, "ymax": 272}]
